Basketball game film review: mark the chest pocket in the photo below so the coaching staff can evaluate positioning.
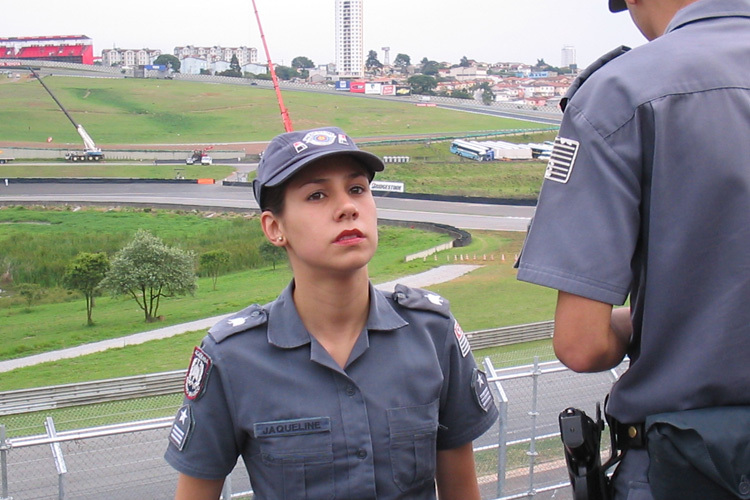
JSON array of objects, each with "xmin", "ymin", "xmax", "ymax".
[
  {"xmin": 254, "ymin": 417, "xmax": 334, "ymax": 500},
  {"xmin": 387, "ymin": 399, "xmax": 440, "ymax": 492}
]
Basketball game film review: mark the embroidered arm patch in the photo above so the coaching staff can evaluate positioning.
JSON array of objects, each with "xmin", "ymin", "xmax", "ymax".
[{"xmin": 545, "ymin": 137, "xmax": 579, "ymax": 184}]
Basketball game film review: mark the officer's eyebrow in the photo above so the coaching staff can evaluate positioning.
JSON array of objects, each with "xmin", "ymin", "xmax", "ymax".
[{"xmin": 298, "ymin": 169, "xmax": 368, "ymax": 188}]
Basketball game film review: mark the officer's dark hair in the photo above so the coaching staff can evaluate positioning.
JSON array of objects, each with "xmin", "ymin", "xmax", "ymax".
[{"xmin": 260, "ymin": 182, "xmax": 287, "ymax": 215}]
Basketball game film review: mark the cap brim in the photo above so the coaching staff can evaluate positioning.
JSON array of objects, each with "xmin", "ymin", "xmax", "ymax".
[
  {"xmin": 609, "ymin": 0, "xmax": 627, "ymax": 12},
  {"xmin": 264, "ymin": 150, "xmax": 384, "ymax": 189}
]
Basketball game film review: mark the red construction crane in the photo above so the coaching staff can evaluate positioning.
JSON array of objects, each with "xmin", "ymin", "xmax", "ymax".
[{"xmin": 251, "ymin": 0, "xmax": 293, "ymax": 132}]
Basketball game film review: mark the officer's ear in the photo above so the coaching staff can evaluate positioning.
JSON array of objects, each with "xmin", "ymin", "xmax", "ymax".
[{"xmin": 260, "ymin": 211, "xmax": 286, "ymax": 247}]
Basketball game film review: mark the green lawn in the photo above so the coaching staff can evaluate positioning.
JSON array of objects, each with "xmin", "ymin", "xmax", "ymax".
[{"xmin": 0, "ymin": 76, "xmax": 548, "ymax": 144}]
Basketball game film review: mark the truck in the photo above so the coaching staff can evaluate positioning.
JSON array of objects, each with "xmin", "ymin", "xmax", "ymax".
[
  {"xmin": 186, "ymin": 149, "xmax": 213, "ymax": 165},
  {"xmin": 29, "ymin": 68, "xmax": 104, "ymax": 162},
  {"xmin": 0, "ymin": 150, "xmax": 14, "ymax": 164}
]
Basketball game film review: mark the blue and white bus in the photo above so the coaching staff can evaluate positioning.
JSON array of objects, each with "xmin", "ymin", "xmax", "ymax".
[{"xmin": 450, "ymin": 139, "xmax": 495, "ymax": 162}]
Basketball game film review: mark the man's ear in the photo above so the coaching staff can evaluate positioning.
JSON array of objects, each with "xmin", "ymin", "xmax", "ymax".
[{"xmin": 260, "ymin": 211, "xmax": 286, "ymax": 246}]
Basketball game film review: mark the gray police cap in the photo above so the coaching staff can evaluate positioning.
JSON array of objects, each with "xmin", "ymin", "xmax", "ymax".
[
  {"xmin": 609, "ymin": 0, "xmax": 627, "ymax": 12},
  {"xmin": 253, "ymin": 126, "xmax": 385, "ymax": 210}
]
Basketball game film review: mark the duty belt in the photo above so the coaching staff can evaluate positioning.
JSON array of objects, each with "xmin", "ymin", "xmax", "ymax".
[{"xmin": 610, "ymin": 418, "xmax": 647, "ymax": 450}]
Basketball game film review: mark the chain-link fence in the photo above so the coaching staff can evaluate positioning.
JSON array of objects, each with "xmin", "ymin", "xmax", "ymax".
[{"xmin": 1, "ymin": 346, "xmax": 625, "ymax": 500}]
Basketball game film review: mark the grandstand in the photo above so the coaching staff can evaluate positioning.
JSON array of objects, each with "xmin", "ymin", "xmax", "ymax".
[{"xmin": 0, "ymin": 35, "xmax": 94, "ymax": 64}]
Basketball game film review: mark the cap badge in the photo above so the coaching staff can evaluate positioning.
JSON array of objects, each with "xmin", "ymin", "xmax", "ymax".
[
  {"xmin": 303, "ymin": 130, "xmax": 337, "ymax": 146},
  {"xmin": 293, "ymin": 141, "xmax": 308, "ymax": 153}
]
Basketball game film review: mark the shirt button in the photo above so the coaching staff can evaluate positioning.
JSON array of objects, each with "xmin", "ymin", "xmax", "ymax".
[
  {"xmin": 345, "ymin": 385, "xmax": 356, "ymax": 397},
  {"xmin": 356, "ymin": 449, "xmax": 368, "ymax": 459}
]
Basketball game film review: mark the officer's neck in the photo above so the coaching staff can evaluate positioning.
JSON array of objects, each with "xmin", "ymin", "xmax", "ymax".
[{"xmin": 292, "ymin": 271, "xmax": 371, "ymax": 368}]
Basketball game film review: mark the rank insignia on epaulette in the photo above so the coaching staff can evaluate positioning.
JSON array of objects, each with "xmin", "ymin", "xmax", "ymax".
[
  {"xmin": 169, "ymin": 404, "xmax": 194, "ymax": 451},
  {"xmin": 185, "ymin": 346, "xmax": 212, "ymax": 401},
  {"xmin": 472, "ymin": 368, "xmax": 493, "ymax": 413},
  {"xmin": 454, "ymin": 321, "xmax": 471, "ymax": 357}
]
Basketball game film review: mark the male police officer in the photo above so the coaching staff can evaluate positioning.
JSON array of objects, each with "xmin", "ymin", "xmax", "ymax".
[{"xmin": 517, "ymin": 0, "xmax": 750, "ymax": 498}]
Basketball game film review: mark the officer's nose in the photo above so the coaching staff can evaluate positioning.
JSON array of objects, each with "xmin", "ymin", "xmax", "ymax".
[{"xmin": 336, "ymin": 195, "xmax": 359, "ymax": 221}]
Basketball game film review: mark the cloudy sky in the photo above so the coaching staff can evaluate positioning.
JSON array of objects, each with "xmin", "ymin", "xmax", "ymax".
[{"xmin": 2, "ymin": 0, "xmax": 647, "ymax": 69}]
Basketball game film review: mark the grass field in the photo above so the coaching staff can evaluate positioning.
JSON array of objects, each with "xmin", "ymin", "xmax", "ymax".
[
  {"xmin": 0, "ymin": 208, "xmax": 556, "ymax": 391},
  {"xmin": 0, "ymin": 76, "xmax": 548, "ymax": 144}
]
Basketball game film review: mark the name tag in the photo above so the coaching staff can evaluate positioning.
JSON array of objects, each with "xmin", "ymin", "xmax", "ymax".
[{"xmin": 255, "ymin": 417, "xmax": 331, "ymax": 437}]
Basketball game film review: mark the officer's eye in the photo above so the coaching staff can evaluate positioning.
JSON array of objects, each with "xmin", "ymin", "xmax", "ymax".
[{"xmin": 307, "ymin": 191, "xmax": 325, "ymax": 201}]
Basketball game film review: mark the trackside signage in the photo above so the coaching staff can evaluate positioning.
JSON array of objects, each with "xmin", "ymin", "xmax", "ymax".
[{"xmin": 370, "ymin": 181, "xmax": 405, "ymax": 193}]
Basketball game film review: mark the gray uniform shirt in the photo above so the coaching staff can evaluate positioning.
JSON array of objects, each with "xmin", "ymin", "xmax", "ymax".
[
  {"xmin": 165, "ymin": 282, "xmax": 498, "ymax": 499},
  {"xmin": 517, "ymin": 0, "xmax": 750, "ymax": 423}
]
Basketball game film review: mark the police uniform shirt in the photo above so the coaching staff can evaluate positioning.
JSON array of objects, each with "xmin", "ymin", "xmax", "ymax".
[
  {"xmin": 165, "ymin": 282, "xmax": 498, "ymax": 499},
  {"xmin": 517, "ymin": 0, "xmax": 750, "ymax": 423}
]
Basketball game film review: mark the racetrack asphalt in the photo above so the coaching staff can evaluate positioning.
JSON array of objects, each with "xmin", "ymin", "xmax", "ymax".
[{"xmin": 0, "ymin": 264, "xmax": 481, "ymax": 373}]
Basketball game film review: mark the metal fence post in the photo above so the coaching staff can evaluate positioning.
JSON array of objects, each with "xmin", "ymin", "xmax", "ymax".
[
  {"xmin": 44, "ymin": 417, "xmax": 67, "ymax": 500},
  {"xmin": 484, "ymin": 358, "xmax": 508, "ymax": 499},
  {"xmin": 1, "ymin": 425, "xmax": 11, "ymax": 500},
  {"xmin": 526, "ymin": 356, "xmax": 542, "ymax": 497},
  {"xmin": 221, "ymin": 473, "xmax": 232, "ymax": 500}
]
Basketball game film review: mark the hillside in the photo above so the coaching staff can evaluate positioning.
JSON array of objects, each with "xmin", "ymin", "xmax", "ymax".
[{"xmin": 0, "ymin": 76, "xmax": 542, "ymax": 145}]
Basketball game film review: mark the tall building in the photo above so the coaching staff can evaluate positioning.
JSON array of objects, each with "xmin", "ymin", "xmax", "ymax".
[
  {"xmin": 335, "ymin": 0, "xmax": 364, "ymax": 79},
  {"xmin": 561, "ymin": 45, "xmax": 576, "ymax": 69}
]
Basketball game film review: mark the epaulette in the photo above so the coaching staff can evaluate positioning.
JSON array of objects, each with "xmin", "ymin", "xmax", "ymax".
[
  {"xmin": 560, "ymin": 45, "xmax": 631, "ymax": 112},
  {"xmin": 209, "ymin": 304, "xmax": 268, "ymax": 343},
  {"xmin": 392, "ymin": 284, "xmax": 451, "ymax": 318}
]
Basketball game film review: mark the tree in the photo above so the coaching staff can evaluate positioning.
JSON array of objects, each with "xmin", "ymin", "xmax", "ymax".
[
  {"xmin": 153, "ymin": 54, "xmax": 181, "ymax": 73},
  {"xmin": 101, "ymin": 230, "xmax": 196, "ymax": 322},
  {"xmin": 200, "ymin": 250, "xmax": 231, "ymax": 291},
  {"xmin": 260, "ymin": 241, "xmax": 287, "ymax": 271},
  {"xmin": 15, "ymin": 283, "xmax": 44, "ymax": 309},
  {"xmin": 291, "ymin": 56, "xmax": 315, "ymax": 69},
  {"xmin": 393, "ymin": 53, "xmax": 411, "ymax": 73},
  {"xmin": 274, "ymin": 65, "xmax": 300, "ymax": 80},
  {"xmin": 365, "ymin": 50, "xmax": 383, "ymax": 73},
  {"xmin": 408, "ymin": 75, "xmax": 438, "ymax": 95},
  {"xmin": 218, "ymin": 55, "xmax": 242, "ymax": 77},
  {"xmin": 229, "ymin": 54, "xmax": 242, "ymax": 75},
  {"xmin": 451, "ymin": 89, "xmax": 472, "ymax": 100},
  {"xmin": 62, "ymin": 252, "xmax": 110, "ymax": 326},
  {"xmin": 420, "ymin": 58, "xmax": 440, "ymax": 76},
  {"xmin": 460, "ymin": 56, "xmax": 471, "ymax": 68},
  {"xmin": 474, "ymin": 82, "xmax": 495, "ymax": 105}
]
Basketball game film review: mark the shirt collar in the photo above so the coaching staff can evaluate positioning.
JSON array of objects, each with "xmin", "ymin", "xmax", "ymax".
[
  {"xmin": 666, "ymin": 0, "xmax": 750, "ymax": 34},
  {"xmin": 267, "ymin": 280, "xmax": 408, "ymax": 349}
]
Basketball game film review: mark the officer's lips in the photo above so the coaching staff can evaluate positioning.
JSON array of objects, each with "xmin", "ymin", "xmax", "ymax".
[{"xmin": 334, "ymin": 229, "xmax": 365, "ymax": 245}]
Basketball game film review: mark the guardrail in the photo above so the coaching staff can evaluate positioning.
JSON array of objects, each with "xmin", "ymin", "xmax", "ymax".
[
  {"xmin": 0, "ymin": 321, "xmax": 553, "ymax": 416},
  {"xmin": 467, "ymin": 320, "xmax": 553, "ymax": 349},
  {"xmin": 0, "ymin": 370, "xmax": 186, "ymax": 416}
]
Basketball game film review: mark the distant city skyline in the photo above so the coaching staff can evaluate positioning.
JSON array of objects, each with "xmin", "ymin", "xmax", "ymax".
[{"xmin": 1, "ymin": 0, "xmax": 647, "ymax": 70}]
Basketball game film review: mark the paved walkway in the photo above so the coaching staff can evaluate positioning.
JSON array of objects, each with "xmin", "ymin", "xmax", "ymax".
[{"xmin": 0, "ymin": 265, "xmax": 480, "ymax": 373}]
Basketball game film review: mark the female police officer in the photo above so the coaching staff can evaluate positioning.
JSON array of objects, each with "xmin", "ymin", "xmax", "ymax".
[{"xmin": 165, "ymin": 126, "xmax": 498, "ymax": 499}]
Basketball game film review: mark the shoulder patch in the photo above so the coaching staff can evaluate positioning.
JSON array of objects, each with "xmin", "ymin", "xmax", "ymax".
[
  {"xmin": 472, "ymin": 368, "xmax": 494, "ymax": 413},
  {"xmin": 209, "ymin": 304, "xmax": 268, "ymax": 343},
  {"xmin": 169, "ymin": 404, "xmax": 194, "ymax": 451},
  {"xmin": 185, "ymin": 346, "xmax": 212, "ymax": 400},
  {"xmin": 454, "ymin": 321, "xmax": 471, "ymax": 357},
  {"xmin": 545, "ymin": 137, "xmax": 579, "ymax": 184},
  {"xmin": 392, "ymin": 284, "xmax": 450, "ymax": 318}
]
